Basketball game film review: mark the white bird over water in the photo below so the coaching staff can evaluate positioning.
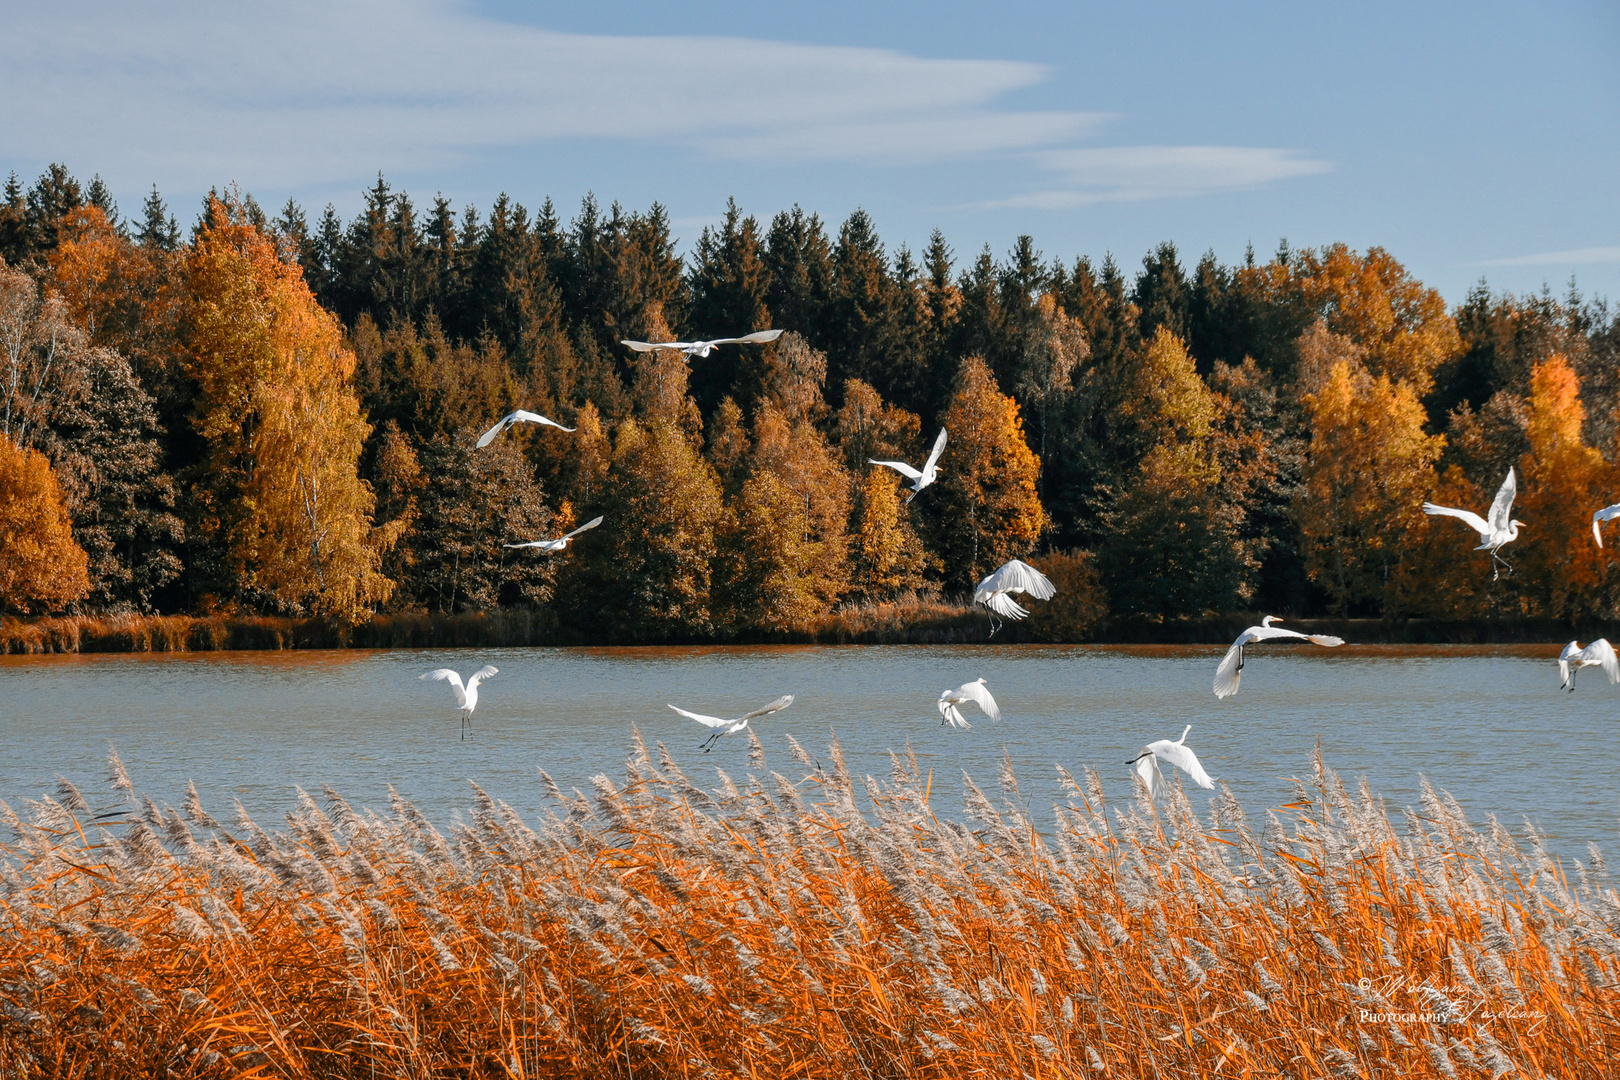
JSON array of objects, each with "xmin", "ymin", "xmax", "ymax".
[
  {"xmin": 1127, "ymin": 726, "xmax": 1215, "ymax": 796},
  {"xmin": 669, "ymin": 695, "xmax": 794, "ymax": 752},
  {"xmin": 620, "ymin": 329, "xmax": 784, "ymax": 358},
  {"xmin": 419, "ymin": 665, "xmax": 498, "ymax": 740},
  {"xmin": 1558, "ymin": 638, "xmax": 1619, "ymax": 692},
  {"xmin": 504, "ymin": 516, "xmax": 604, "ymax": 552},
  {"xmin": 1592, "ymin": 503, "xmax": 1620, "ymax": 547},
  {"xmin": 938, "ymin": 678, "xmax": 1000, "ymax": 729},
  {"xmin": 1422, "ymin": 467, "xmax": 1525, "ymax": 580},
  {"xmin": 871, "ymin": 428, "xmax": 948, "ymax": 504},
  {"xmin": 1214, "ymin": 616, "xmax": 1345, "ymax": 699},
  {"xmin": 974, "ymin": 559, "xmax": 1056, "ymax": 633},
  {"xmin": 476, "ymin": 410, "xmax": 575, "ymax": 448}
]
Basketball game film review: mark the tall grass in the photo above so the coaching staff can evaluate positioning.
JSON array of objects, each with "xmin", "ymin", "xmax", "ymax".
[{"xmin": 2, "ymin": 738, "xmax": 1617, "ymax": 1077}]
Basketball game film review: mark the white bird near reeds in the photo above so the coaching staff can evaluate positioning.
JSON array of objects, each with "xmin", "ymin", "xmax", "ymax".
[
  {"xmin": 1214, "ymin": 616, "xmax": 1344, "ymax": 699},
  {"xmin": 620, "ymin": 329, "xmax": 783, "ymax": 358},
  {"xmin": 503, "ymin": 516, "xmax": 604, "ymax": 553},
  {"xmin": 938, "ymin": 678, "xmax": 1000, "ymax": 729},
  {"xmin": 1422, "ymin": 467, "xmax": 1525, "ymax": 580},
  {"xmin": 871, "ymin": 428, "xmax": 948, "ymax": 504},
  {"xmin": 1127, "ymin": 726, "xmax": 1215, "ymax": 796},
  {"xmin": 974, "ymin": 559, "xmax": 1056, "ymax": 634},
  {"xmin": 419, "ymin": 665, "xmax": 498, "ymax": 740},
  {"xmin": 669, "ymin": 695, "xmax": 794, "ymax": 752},
  {"xmin": 1592, "ymin": 503, "xmax": 1620, "ymax": 547},
  {"xmin": 476, "ymin": 410, "xmax": 575, "ymax": 448},
  {"xmin": 1558, "ymin": 638, "xmax": 1619, "ymax": 692}
]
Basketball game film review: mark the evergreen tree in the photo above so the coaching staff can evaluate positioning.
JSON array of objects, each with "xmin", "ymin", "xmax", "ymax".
[
  {"xmin": 763, "ymin": 205, "xmax": 833, "ymax": 355},
  {"xmin": 137, "ymin": 186, "xmax": 182, "ymax": 252},
  {"xmin": 686, "ymin": 198, "xmax": 773, "ymax": 415}
]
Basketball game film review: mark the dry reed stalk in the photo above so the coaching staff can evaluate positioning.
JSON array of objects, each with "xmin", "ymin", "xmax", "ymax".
[{"xmin": 1, "ymin": 742, "xmax": 1617, "ymax": 1078}]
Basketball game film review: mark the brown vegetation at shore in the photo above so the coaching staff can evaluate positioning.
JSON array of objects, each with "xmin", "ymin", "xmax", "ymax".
[{"xmin": 1, "ymin": 740, "xmax": 1616, "ymax": 1076}]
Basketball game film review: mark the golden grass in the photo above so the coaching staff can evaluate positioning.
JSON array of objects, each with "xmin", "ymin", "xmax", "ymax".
[{"xmin": 2, "ymin": 739, "xmax": 1618, "ymax": 1077}]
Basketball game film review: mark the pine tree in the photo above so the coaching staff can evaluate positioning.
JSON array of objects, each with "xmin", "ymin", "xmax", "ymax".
[
  {"xmin": 686, "ymin": 198, "xmax": 773, "ymax": 415},
  {"xmin": 137, "ymin": 186, "xmax": 182, "ymax": 252}
]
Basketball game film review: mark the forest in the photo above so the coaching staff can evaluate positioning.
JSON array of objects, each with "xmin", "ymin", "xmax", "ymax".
[{"xmin": 2, "ymin": 164, "xmax": 1618, "ymax": 640}]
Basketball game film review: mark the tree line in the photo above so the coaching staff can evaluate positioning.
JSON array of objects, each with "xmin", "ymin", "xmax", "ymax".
[{"xmin": 2, "ymin": 164, "xmax": 1618, "ymax": 636}]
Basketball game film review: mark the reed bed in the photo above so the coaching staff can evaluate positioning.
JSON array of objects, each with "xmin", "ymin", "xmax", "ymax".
[{"xmin": 2, "ymin": 738, "xmax": 1617, "ymax": 1078}]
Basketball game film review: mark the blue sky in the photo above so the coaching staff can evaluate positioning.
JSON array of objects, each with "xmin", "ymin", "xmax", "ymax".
[{"xmin": 4, "ymin": 0, "xmax": 1617, "ymax": 302}]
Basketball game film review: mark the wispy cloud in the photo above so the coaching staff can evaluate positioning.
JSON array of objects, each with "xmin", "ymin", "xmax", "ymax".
[
  {"xmin": 979, "ymin": 147, "xmax": 1333, "ymax": 209},
  {"xmin": 1471, "ymin": 246, "xmax": 1620, "ymax": 267},
  {"xmin": 0, "ymin": 0, "xmax": 1329, "ymax": 209}
]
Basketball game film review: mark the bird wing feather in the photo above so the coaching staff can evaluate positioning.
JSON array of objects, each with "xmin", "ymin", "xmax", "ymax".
[
  {"xmin": 1593, "ymin": 638, "xmax": 1620, "ymax": 684},
  {"xmin": 466, "ymin": 665, "xmax": 498, "ymax": 690},
  {"xmin": 870, "ymin": 459, "xmax": 923, "ymax": 480},
  {"xmin": 564, "ymin": 516, "xmax": 604, "ymax": 540},
  {"xmin": 668, "ymin": 704, "xmax": 730, "ymax": 729},
  {"xmin": 939, "ymin": 701, "xmax": 971, "ymax": 729},
  {"xmin": 982, "ymin": 592, "xmax": 1030, "ymax": 619},
  {"xmin": 1488, "ymin": 467, "xmax": 1517, "ymax": 532},
  {"xmin": 1213, "ymin": 643, "xmax": 1243, "ymax": 698},
  {"xmin": 1156, "ymin": 741, "xmax": 1215, "ymax": 789},
  {"xmin": 620, "ymin": 340, "xmax": 660, "ymax": 352},
  {"xmin": 502, "ymin": 540, "xmax": 546, "ymax": 549},
  {"xmin": 1306, "ymin": 634, "xmax": 1345, "ymax": 647},
  {"xmin": 1134, "ymin": 752, "xmax": 1161, "ymax": 796},
  {"xmin": 736, "ymin": 695, "xmax": 794, "ymax": 722},
  {"xmin": 1559, "ymin": 640, "xmax": 1579, "ymax": 689},
  {"xmin": 420, "ymin": 668, "xmax": 467, "ymax": 707},
  {"xmin": 978, "ymin": 559, "xmax": 1055, "ymax": 601},
  {"xmin": 922, "ymin": 428, "xmax": 948, "ymax": 472},
  {"xmin": 1422, "ymin": 503, "xmax": 1491, "ymax": 536},
  {"xmin": 1592, "ymin": 503, "xmax": 1620, "ymax": 547},
  {"xmin": 957, "ymin": 680, "xmax": 1000, "ymax": 722},
  {"xmin": 1247, "ymin": 625, "xmax": 1312, "ymax": 642}
]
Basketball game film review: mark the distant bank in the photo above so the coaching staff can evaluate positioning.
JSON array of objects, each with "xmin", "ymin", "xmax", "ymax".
[{"xmin": 0, "ymin": 607, "xmax": 1598, "ymax": 654}]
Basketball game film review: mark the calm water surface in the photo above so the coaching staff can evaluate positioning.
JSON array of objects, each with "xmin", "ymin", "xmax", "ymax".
[{"xmin": 2, "ymin": 644, "xmax": 1615, "ymax": 860}]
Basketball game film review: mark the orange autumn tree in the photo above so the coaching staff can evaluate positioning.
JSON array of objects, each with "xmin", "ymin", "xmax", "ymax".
[
  {"xmin": 0, "ymin": 435, "xmax": 90, "ymax": 613},
  {"xmin": 187, "ymin": 196, "xmax": 392, "ymax": 619},
  {"xmin": 1512, "ymin": 352, "xmax": 1618, "ymax": 619}
]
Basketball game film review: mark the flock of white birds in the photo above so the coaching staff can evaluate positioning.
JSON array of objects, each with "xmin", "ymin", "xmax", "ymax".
[{"xmin": 421, "ymin": 342, "xmax": 1620, "ymax": 791}]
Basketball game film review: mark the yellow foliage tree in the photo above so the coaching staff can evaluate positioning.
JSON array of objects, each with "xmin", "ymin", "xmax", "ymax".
[
  {"xmin": 0, "ymin": 436, "xmax": 90, "ymax": 613},
  {"xmin": 937, "ymin": 357, "xmax": 1046, "ymax": 588},
  {"xmin": 850, "ymin": 469, "xmax": 930, "ymax": 601},
  {"xmin": 187, "ymin": 197, "xmax": 391, "ymax": 619},
  {"xmin": 1298, "ymin": 359, "xmax": 1444, "ymax": 614}
]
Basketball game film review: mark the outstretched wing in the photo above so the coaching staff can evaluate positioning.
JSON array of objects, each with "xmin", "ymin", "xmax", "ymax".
[
  {"xmin": 978, "ymin": 559, "xmax": 1055, "ymax": 602},
  {"xmin": 922, "ymin": 428, "xmax": 948, "ymax": 472},
  {"xmin": 620, "ymin": 339, "xmax": 657, "ymax": 352},
  {"xmin": 736, "ymin": 694, "xmax": 794, "ymax": 722},
  {"xmin": 476, "ymin": 410, "xmax": 574, "ymax": 447},
  {"xmin": 981, "ymin": 591, "xmax": 1030, "ymax": 619},
  {"xmin": 1213, "ymin": 643, "xmax": 1243, "ymax": 699},
  {"xmin": 1422, "ymin": 503, "xmax": 1491, "ymax": 537},
  {"xmin": 564, "ymin": 516, "xmax": 605, "ymax": 541},
  {"xmin": 1157, "ymin": 742, "xmax": 1215, "ymax": 789},
  {"xmin": 957, "ymin": 680, "xmax": 1000, "ymax": 722},
  {"xmin": 466, "ymin": 665, "xmax": 499, "ymax": 690},
  {"xmin": 1591, "ymin": 638, "xmax": 1620, "ymax": 684},
  {"xmin": 1592, "ymin": 503, "xmax": 1620, "ymax": 547},
  {"xmin": 503, "ymin": 540, "xmax": 550, "ymax": 549},
  {"xmin": 870, "ymin": 458, "xmax": 923, "ymax": 480},
  {"xmin": 702, "ymin": 329, "xmax": 784, "ymax": 347},
  {"xmin": 1487, "ymin": 467, "xmax": 1517, "ymax": 532},
  {"xmin": 668, "ymin": 704, "xmax": 729, "ymax": 729},
  {"xmin": 1134, "ymin": 752, "xmax": 1161, "ymax": 796},
  {"xmin": 420, "ymin": 668, "xmax": 467, "ymax": 707}
]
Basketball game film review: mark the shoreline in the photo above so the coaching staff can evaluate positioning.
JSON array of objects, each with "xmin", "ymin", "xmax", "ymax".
[{"xmin": 2, "ymin": 608, "xmax": 1604, "ymax": 654}]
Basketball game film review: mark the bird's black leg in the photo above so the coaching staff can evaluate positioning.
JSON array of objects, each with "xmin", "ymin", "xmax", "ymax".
[
  {"xmin": 988, "ymin": 613, "xmax": 1001, "ymax": 638},
  {"xmin": 1237, "ymin": 645, "xmax": 1245, "ymax": 674}
]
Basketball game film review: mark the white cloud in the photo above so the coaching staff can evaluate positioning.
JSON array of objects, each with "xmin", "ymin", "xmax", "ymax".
[
  {"xmin": 1472, "ymin": 246, "xmax": 1620, "ymax": 267},
  {"xmin": 982, "ymin": 147, "xmax": 1333, "ymax": 208},
  {"xmin": 0, "ymin": 1, "xmax": 1329, "ymax": 209}
]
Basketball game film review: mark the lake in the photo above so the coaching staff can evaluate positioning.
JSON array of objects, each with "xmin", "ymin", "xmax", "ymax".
[{"xmin": 2, "ymin": 643, "xmax": 1614, "ymax": 862}]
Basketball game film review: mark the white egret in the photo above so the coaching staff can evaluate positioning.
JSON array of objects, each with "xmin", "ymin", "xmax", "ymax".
[
  {"xmin": 419, "ymin": 665, "xmax": 499, "ymax": 740},
  {"xmin": 668, "ymin": 695, "xmax": 794, "ymax": 752},
  {"xmin": 503, "ymin": 516, "xmax": 604, "ymax": 552},
  {"xmin": 1127, "ymin": 726, "xmax": 1215, "ymax": 796},
  {"xmin": 1214, "ymin": 616, "xmax": 1345, "ymax": 699},
  {"xmin": 1558, "ymin": 638, "xmax": 1619, "ymax": 692},
  {"xmin": 974, "ymin": 559, "xmax": 1056, "ymax": 635},
  {"xmin": 1422, "ymin": 467, "xmax": 1525, "ymax": 579},
  {"xmin": 870, "ymin": 428, "xmax": 948, "ymax": 504},
  {"xmin": 476, "ymin": 410, "xmax": 575, "ymax": 448},
  {"xmin": 620, "ymin": 329, "xmax": 783, "ymax": 358},
  {"xmin": 937, "ymin": 678, "xmax": 1001, "ymax": 729},
  {"xmin": 1592, "ymin": 503, "xmax": 1620, "ymax": 547}
]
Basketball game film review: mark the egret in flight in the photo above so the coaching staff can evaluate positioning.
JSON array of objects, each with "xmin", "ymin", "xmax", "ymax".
[
  {"xmin": 1558, "ymin": 638, "xmax": 1619, "ymax": 692},
  {"xmin": 1422, "ymin": 467, "xmax": 1524, "ymax": 580},
  {"xmin": 938, "ymin": 678, "xmax": 1001, "ymax": 729},
  {"xmin": 419, "ymin": 665, "xmax": 498, "ymax": 740},
  {"xmin": 669, "ymin": 695, "xmax": 794, "ymax": 752},
  {"xmin": 1127, "ymin": 726, "xmax": 1215, "ymax": 796},
  {"xmin": 1592, "ymin": 503, "xmax": 1620, "ymax": 547},
  {"xmin": 1214, "ymin": 616, "xmax": 1345, "ymax": 699},
  {"xmin": 974, "ymin": 559, "xmax": 1056, "ymax": 635},
  {"xmin": 504, "ymin": 516, "xmax": 604, "ymax": 552},
  {"xmin": 871, "ymin": 428, "xmax": 948, "ymax": 504},
  {"xmin": 620, "ymin": 329, "xmax": 783, "ymax": 358},
  {"xmin": 476, "ymin": 411, "xmax": 575, "ymax": 448}
]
